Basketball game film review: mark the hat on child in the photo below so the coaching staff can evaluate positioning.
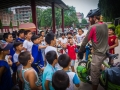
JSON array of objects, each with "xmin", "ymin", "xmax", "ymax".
[{"xmin": 0, "ymin": 40, "xmax": 13, "ymax": 50}]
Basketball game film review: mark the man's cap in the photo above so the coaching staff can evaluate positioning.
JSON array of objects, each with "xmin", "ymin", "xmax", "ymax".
[{"xmin": 0, "ymin": 40, "xmax": 13, "ymax": 50}]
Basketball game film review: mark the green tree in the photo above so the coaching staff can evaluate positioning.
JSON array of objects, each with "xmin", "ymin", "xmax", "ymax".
[
  {"xmin": 29, "ymin": 16, "xmax": 32, "ymax": 22},
  {"xmin": 0, "ymin": 19, "xmax": 3, "ymax": 29},
  {"xmin": 9, "ymin": 21, "xmax": 13, "ymax": 29},
  {"xmin": 40, "ymin": 8, "xmax": 52, "ymax": 27},
  {"xmin": 115, "ymin": 25, "xmax": 120, "ymax": 39},
  {"xmin": 30, "ymin": 6, "xmax": 79, "ymax": 28},
  {"xmin": 29, "ymin": 8, "xmax": 43, "ymax": 28},
  {"xmin": 98, "ymin": 0, "xmax": 120, "ymax": 22},
  {"xmin": 81, "ymin": 18, "xmax": 87, "ymax": 25},
  {"xmin": 64, "ymin": 6, "xmax": 79, "ymax": 27},
  {"xmin": 17, "ymin": 21, "xmax": 19, "ymax": 27},
  {"xmin": 37, "ymin": 8, "xmax": 43, "ymax": 28}
]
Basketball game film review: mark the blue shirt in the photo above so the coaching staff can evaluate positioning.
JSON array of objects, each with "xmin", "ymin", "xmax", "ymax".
[
  {"xmin": 0, "ymin": 60, "xmax": 12, "ymax": 90},
  {"xmin": 42, "ymin": 63, "xmax": 56, "ymax": 90},
  {"xmin": 32, "ymin": 44, "xmax": 44, "ymax": 72},
  {"xmin": 16, "ymin": 38, "xmax": 24, "ymax": 42}
]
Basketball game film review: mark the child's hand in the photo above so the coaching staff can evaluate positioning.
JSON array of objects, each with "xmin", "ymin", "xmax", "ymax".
[
  {"xmin": 8, "ymin": 58, "xmax": 12, "ymax": 66},
  {"xmin": 58, "ymin": 40, "xmax": 61, "ymax": 44}
]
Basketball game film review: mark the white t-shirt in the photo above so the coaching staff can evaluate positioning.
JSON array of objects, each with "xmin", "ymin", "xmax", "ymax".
[
  {"xmin": 76, "ymin": 34, "xmax": 85, "ymax": 43},
  {"xmin": 45, "ymin": 46, "xmax": 58, "ymax": 56},
  {"xmin": 13, "ymin": 53, "xmax": 23, "ymax": 71},
  {"xmin": 59, "ymin": 38, "xmax": 67, "ymax": 44},
  {"xmin": 23, "ymin": 40, "xmax": 33, "ymax": 53},
  {"xmin": 66, "ymin": 72, "xmax": 80, "ymax": 90},
  {"xmin": 45, "ymin": 46, "xmax": 61, "ymax": 70}
]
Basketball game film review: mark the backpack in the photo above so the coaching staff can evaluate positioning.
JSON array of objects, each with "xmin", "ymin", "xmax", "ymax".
[
  {"xmin": 77, "ymin": 66, "xmax": 88, "ymax": 82},
  {"xmin": 100, "ymin": 67, "xmax": 120, "ymax": 90}
]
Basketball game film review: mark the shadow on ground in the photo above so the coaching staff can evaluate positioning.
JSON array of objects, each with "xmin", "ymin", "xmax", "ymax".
[{"xmin": 74, "ymin": 82, "xmax": 104, "ymax": 90}]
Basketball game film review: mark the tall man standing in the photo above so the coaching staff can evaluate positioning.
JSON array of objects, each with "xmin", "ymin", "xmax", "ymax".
[{"xmin": 79, "ymin": 9, "xmax": 109, "ymax": 90}]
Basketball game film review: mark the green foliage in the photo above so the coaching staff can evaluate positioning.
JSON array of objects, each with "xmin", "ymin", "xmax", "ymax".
[
  {"xmin": 36, "ymin": 8, "xmax": 43, "ymax": 28},
  {"xmin": 81, "ymin": 18, "xmax": 87, "ymax": 25},
  {"xmin": 115, "ymin": 25, "xmax": 120, "ymax": 39},
  {"xmin": 64, "ymin": 6, "xmax": 79, "ymax": 27},
  {"xmin": 29, "ymin": 16, "xmax": 32, "ymax": 22},
  {"xmin": 17, "ymin": 21, "xmax": 19, "ymax": 27},
  {"xmin": 98, "ymin": 0, "xmax": 120, "ymax": 22},
  {"xmin": 40, "ymin": 8, "xmax": 52, "ymax": 27},
  {"xmin": 108, "ymin": 24, "xmax": 115, "ymax": 28},
  {"xmin": 9, "ymin": 21, "xmax": 13, "ymax": 28},
  {"xmin": 0, "ymin": 19, "xmax": 3, "ymax": 29},
  {"xmin": 30, "ymin": 6, "xmax": 79, "ymax": 28}
]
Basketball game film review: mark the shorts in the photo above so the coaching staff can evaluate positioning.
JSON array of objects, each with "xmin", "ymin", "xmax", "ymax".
[
  {"xmin": 91, "ymin": 54, "xmax": 106, "ymax": 85},
  {"xmin": 71, "ymin": 60, "xmax": 75, "ymax": 66}
]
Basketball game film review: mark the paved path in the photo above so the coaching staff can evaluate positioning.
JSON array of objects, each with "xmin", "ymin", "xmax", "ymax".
[{"xmin": 74, "ymin": 40, "xmax": 120, "ymax": 90}]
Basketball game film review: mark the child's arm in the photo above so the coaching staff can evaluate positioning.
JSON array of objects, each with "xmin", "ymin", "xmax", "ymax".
[
  {"xmin": 5, "ymin": 55, "xmax": 12, "ymax": 66},
  {"xmin": 15, "ymin": 62, "xmax": 21, "ymax": 66},
  {"xmin": 28, "ymin": 70, "xmax": 41, "ymax": 90},
  {"xmin": 23, "ymin": 41, "xmax": 27, "ymax": 51},
  {"xmin": 60, "ymin": 43, "xmax": 67, "ymax": 49},
  {"xmin": 38, "ymin": 45, "xmax": 47, "ymax": 49},
  {"xmin": 74, "ymin": 36, "xmax": 78, "ymax": 43},
  {"xmin": 73, "ymin": 74, "xmax": 80, "ymax": 87},
  {"xmin": 8, "ymin": 58, "xmax": 12, "ymax": 66},
  {"xmin": 0, "ymin": 67, "xmax": 5, "ymax": 84},
  {"xmin": 109, "ymin": 37, "xmax": 119, "ymax": 49},
  {"xmin": 13, "ymin": 55, "xmax": 20, "ymax": 66},
  {"xmin": 45, "ymin": 80, "xmax": 50, "ymax": 90},
  {"xmin": 45, "ymin": 72, "xmax": 53, "ymax": 90}
]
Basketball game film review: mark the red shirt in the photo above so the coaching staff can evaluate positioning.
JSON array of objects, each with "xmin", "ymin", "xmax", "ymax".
[
  {"xmin": 108, "ymin": 35, "xmax": 117, "ymax": 54},
  {"xmin": 67, "ymin": 44, "xmax": 76, "ymax": 60}
]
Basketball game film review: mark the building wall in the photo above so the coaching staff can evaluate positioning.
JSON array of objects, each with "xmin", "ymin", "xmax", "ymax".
[
  {"xmin": 76, "ymin": 12, "xmax": 84, "ymax": 23},
  {"xmin": 15, "ymin": 7, "xmax": 31, "ymax": 23},
  {"xmin": 0, "ymin": 9, "xmax": 17, "ymax": 26}
]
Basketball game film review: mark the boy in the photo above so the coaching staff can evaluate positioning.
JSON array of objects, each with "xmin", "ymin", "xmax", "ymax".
[
  {"xmin": 23, "ymin": 30, "xmax": 33, "ymax": 53},
  {"xmin": 18, "ymin": 51, "xmax": 41, "ymax": 90},
  {"xmin": 62, "ymin": 37, "xmax": 77, "ymax": 72},
  {"xmin": 13, "ymin": 41, "xmax": 23, "ymax": 89},
  {"xmin": 108, "ymin": 27, "xmax": 119, "ymax": 65},
  {"xmin": 31, "ymin": 35, "xmax": 46, "ymax": 72},
  {"xmin": 75, "ymin": 28, "xmax": 85, "ymax": 44},
  {"xmin": 45, "ymin": 33, "xmax": 61, "ymax": 70},
  {"xmin": 59, "ymin": 33, "xmax": 67, "ymax": 44},
  {"xmin": 39, "ymin": 34, "xmax": 46, "ymax": 64},
  {"xmin": 3, "ymin": 33, "xmax": 17, "ymax": 85},
  {"xmin": 45, "ymin": 33, "xmax": 57, "ymax": 55},
  {"xmin": 0, "ymin": 40, "xmax": 13, "ymax": 90},
  {"xmin": 58, "ymin": 33, "xmax": 67, "ymax": 54},
  {"xmin": 16, "ymin": 29, "xmax": 25, "ymax": 42},
  {"xmin": 42, "ymin": 51, "xmax": 58, "ymax": 90},
  {"xmin": 40, "ymin": 31, "xmax": 45, "ymax": 37},
  {"xmin": 67, "ymin": 32, "xmax": 76, "ymax": 44},
  {"xmin": 52, "ymin": 70, "xmax": 70, "ymax": 90},
  {"xmin": 13, "ymin": 41, "xmax": 23, "ymax": 75},
  {"xmin": 58, "ymin": 54, "xmax": 80, "ymax": 90},
  {"xmin": 67, "ymin": 32, "xmax": 73, "ymax": 39}
]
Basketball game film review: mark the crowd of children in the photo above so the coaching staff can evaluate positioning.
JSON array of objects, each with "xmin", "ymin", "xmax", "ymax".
[
  {"xmin": 0, "ymin": 27, "xmax": 118, "ymax": 90},
  {"xmin": 0, "ymin": 29, "xmax": 82, "ymax": 90}
]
